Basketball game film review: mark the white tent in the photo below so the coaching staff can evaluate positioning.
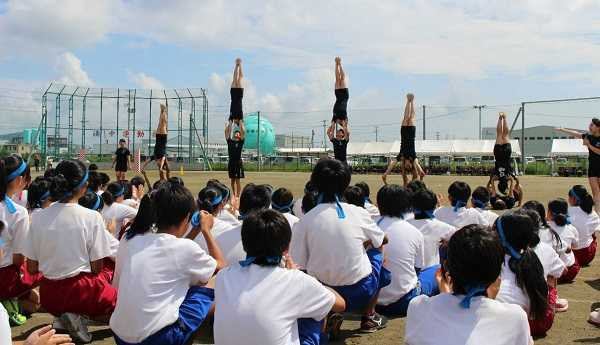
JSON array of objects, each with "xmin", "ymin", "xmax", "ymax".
[
  {"xmin": 550, "ymin": 139, "xmax": 588, "ymax": 157},
  {"xmin": 452, "ymin": 140, "xmax": 521, "ymax": 156},
  {"xmin": 361, "ymin": 141, "xmax": 395, "ymax": 155},
  {"xmin": 346, "ymin": 142, "xmax": 369, "ymax": 156}
]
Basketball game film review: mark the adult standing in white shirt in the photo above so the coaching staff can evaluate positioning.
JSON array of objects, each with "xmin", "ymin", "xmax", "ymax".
[
  {"xmin": 374, "ymin": 185, "xmax": 439, "ymax": 317},
  {"xmin": 434, "ymin": 181, "xmax": 488, "ymax": 228},
  {"xmin": 111, "ymin": 182, "xmax": 226, "ymax": 345},
  {"xmin": 291, "ymin": 159, "xmax": 388, "ymax": 335},
  {"xmin": 567, "ymin": 185, "xmax": 599, "ymax": 266},
  {"xmin": 214, "ymin": 209, "xmax": 345, "ymax": 345},
  {"xmin": 547, "ymin": 199, "xmax": 580, "ymax": 283},
  {"xmin": 405, "ymin": 224, "xmax": 532, "ymax": 345},
  {"xmin": 471, "ymin": 186, "xmax": 499, "ymax": 225},
  {"xmin": 0, "ymin": 155, "xmax": 42, "ymax": 315},
  {"xmin": 101, "ymin": 182, "xmax": 138, "ymax": 239},
  {"xmin": 271, "ymin": 187, "xmax": 300, "ymax": 229},
  {"xmin": 24, "ymin": 160, "xmax": 117, "ymax": 343},
  {"xmin": 408, "ymin": 189, "xmax": 457, "ymax": 267}
]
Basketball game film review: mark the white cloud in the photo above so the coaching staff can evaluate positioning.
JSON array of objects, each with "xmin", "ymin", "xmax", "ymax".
[
  {"xmin": 128, "ymin": 72, "xmax": 165, "ymax": 90},
  {"xmin": 54, "ymin": 52, "xmax": 93, "ymax": 86}
]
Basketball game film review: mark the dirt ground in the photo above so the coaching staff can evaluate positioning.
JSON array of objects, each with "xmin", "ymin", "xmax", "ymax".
[{"xmin": 10, "ymin": 172, "xmax": 600, "ymax": 344}]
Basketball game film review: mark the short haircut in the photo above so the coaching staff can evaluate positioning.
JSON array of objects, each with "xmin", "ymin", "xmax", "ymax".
[
  {"xmin": 412, "ymin": 189, "xmax": 438, "ymax": 217},
  {"xmin": 355, "ymin": 181, "xmax": 371, "ymax": 200},
  {"xmin": 471, "ymin": 186, "xmax": 490, "ymax": 205},
  {"xmin": 343, "ymin": 186, "xmax": 365, "ymax": 208},
  {"xmin": 130, "ymin": 176, "xmax": 145, "ymax": 188},
  {"xmin": 239, "ymin": 184, "xmax": 272, "ymax": 215},
  {"xmin": 271, "ymin": 188, "xmax": 294, "ymax": 213},
  {"xmin": 310, "ymin": 158, "xmax": 351, "ymax": 203},
  {"xmin": 406, "ymin": 180, "xmax": 427, "ymax": 195},
  {"xmin": 377, "ymin": 184, "xmax": 411, "ymax": 218},
  {"xmin": 448, "ymin": 181, "xmax": 471, "ymax": 206},
  {"xmin": 241, "ymin": 209, "xmax": 291, "ymax": 266}
]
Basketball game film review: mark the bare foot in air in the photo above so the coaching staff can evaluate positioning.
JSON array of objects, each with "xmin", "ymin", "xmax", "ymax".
[
  {"xmin": 236, "ymin": 58, "xmax": 242, "ymax": 65},
  {"xmin": 407, "ymin": 93, "xmax": 414, "ymax": 102},
  {"xmin": 335, "ymin": 56, "xmax": 341, "ymax": 65}
]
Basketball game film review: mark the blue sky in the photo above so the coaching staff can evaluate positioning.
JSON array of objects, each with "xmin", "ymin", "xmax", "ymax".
[{"xmin": 1, "ymin": 0, "xmax": 600, "ymax": 144}]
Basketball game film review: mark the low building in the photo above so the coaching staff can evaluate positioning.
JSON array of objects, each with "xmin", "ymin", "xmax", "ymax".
[
  {"xmin": 275, "ymin": 134, "xmax": 311, "ymax": 149},
  {"xmin": 481, "ymin": 125, "xmax": 579, "ymax": 157}
]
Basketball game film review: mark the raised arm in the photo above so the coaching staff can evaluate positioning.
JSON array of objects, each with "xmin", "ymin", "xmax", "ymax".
[
  {"xmin": 327, "ymin": 122, "xmax": 335, "ymax": 140},
  {"xmin": 555, "ymin": 127, "xmax": 584, "ymax": 138},
  {"xmin": 342, "ymin": 120, "xmax": 350, "ymax": 140},
  {"xmin": 224, "ymin": 122, "xmax": 232, "ymax": 140},
  {"xmin": 239, "ymin": 121, "xmax": 246, "ymax": 140}
]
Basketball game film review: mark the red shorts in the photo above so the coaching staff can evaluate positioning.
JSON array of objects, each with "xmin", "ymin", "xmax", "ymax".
[
  {"xmin": 40, "ymin": 263, "xmax": 117, "ymax": 317},
  {"xmin": 0, "ymin": 262, "xmax": 43, "ymax": 300},
  {"xmin": 558, "ymin": 262, "xmax": 580, "ymax": 284},
  {"xmin": 573, "ymin": 236, "xmax": 597, "ymax": 267},
  {"xmin": 528, "ymin": 286, "xmax": 556, "ymax": 336}
]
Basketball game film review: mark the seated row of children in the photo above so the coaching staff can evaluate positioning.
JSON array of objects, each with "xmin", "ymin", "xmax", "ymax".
[{"xmin": 0, "ymin": 154, "xmax": 598, "ymax": 345}]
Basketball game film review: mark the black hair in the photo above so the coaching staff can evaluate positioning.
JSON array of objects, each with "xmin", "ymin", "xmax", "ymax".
[
  {"xmin": 412, "ymin": 189, "xmax": 438, "ymax": 220},
  {"xmin": 301, "ymin": 190, "xmax": 319, "ymax": 214},
  {"xmin": 239, "ymin": 184, "xmax": 272, "ymax": 216},
  {"xmin": 119, "ymin": 138, "xmax": 126, "ymax": 143},
  {"xmin": 98, "ymin": 173, "xmax": 110, "ymax": 186},
  {"xmin": 310, "ymin": 158, "xmax": 351, "ymax": 203},
  {"xmin": 406, "ymin": 180, "xmax": 427, "ymax": 195},
  {"xmin": 0, "ymin": 154, "xmax": 30, "ymax": 201},
  {"xmin": 344, "ymin": 186, "xmax": 365, "ymax": 208},
  {"xmin": 88, "ymin": 163, "xmax": 98, "ymax": 171},
  {"xmin": 43, "ymin": 168, "xmax": 55, "ymax": 179},
  {"xmin": 471, "ymin": 186, "xmax": 490, "ymax": 209},
  {"xmin": 446, "ymin": 224, "xmax": 504, "ymax": 295},
  {"xmin": 448, "ymin": 181, "xmax": 471, "ymax": 207},
  {"xmin": 377, "ymin": 184, "xmax": 411, "ymax": 218},
  {"xmin": 519, "ymin": 208, "xmax": 542, "ymax": 248},
  {"xmin": 495, "ymin": 212, "xmax": 548, "ymax": 320},
  {"xmin": 498, "ymin": 177, "xmax": 509, "ymax": 195},
  {"xmin": 101, "ymin": 182, "xmax": 125, "ymax": 206},
  {"xmin": 152, "ymin": 179, "xmax": 167, "ymax": 190},
  {"xmin": 207, "ymin": 180, "xmax": 231, "ymax": 204},
  {"xmin": 130, "ymin": 176, "xmax": 145, "ymax": 188},
  {"xmin": 593, "ymin": 118, "xmax": 600, "ymax": 127},
  {"xmin": 303, "ymin": 180, "xmax": 317, "ymax": 194},
  {"xmin": 271, "ymin": 187, "xmax": 294, "ymax": 213},
  {"xmin": 47, "ymin": 159, "xmax": 88, "ymax": 202},
  {"xmin": 27, "ymin": 176, "xmax": 51, "ymax": 210},
  {"xmin": 118, "ymin": 180, "xmax": 133, "ymax": 199},
  {"xmin": 78, "ymin": 191, "xmax": 104, "ymax": 211},
  {"xmin": 241, "ymin": 209, "xmax": 291, "ymax": 266},
  {"xmin": 492, "ymin": 198, "xmax": 507, "ymax": 210},
  {"xmin": 548, "ymin": 198, "xmax": 569, "ymax": 226},
  {"xmin": 570, "ymin": 185, "xmax": 594, "ymax": 214},
  {"xmin": 168, "ymin": 176, "xmax": 185, "ymax": 186},
  {"xmin": 522, "ymin": 200, "xmax": 561, "ymax": 250},
  {"xmin": 87, "ymin": 171, "xmax": 101, "ymax": 192},
  {"xmin": 126, "ymin": 182, "xmax": 195, "ymax": 240},
  {"xmin": 355, "ymin": 181, "xmax": 371, "ymax": 203},
  {"xmin": 197, "ymin": 187, "xmax": 222, "ymax": 215}
]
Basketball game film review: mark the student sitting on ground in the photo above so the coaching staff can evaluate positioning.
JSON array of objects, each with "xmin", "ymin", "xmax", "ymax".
[
  {"xmin": 207, "ymin": 180, "xmax": 240, "ymax": 228},
  {"xmin": 547, "ymin": 198, "xmax": 580, "ymax": 283},
  {"xmin": 375, "ymin": 185, "xmax": 439, "ymax": 317},
  {"xmin": 187, "ymin": 186, "xmax": 234, "ymax": 251},
  {"xmin": 408, "ymin": 189, "xmax": 457, "ymax": 267},
  {"xmin": 405, "ymin": 224, "xmax": 532, "ymax": 345},
  {"xmin": 271, "ymin": 187, "xmax": 300, "ymax": 229},
  {"xmin": 471, "ymin": 186, "xmax": 499, "ymax": 225},
  {"xmin": 434, "ymin": 181, "xmax": 488, "ymax": 228},
  {"xmin": 291, "ymin": 159, "xmax": 388, "ymax": 336},
  {"xmin": 493, "ymin": 211, "xmax": 552, "ymax": 337},
  {"xmin": 100, "ymin": 182, "xmax": 138, "ymax": 239},
  {"xmin": 27, "ymin": 176, "xmax": 53, "ymax": 213},
  {"xmin": 567, "ymin": 185, "xmax": 599, "ymax": 266},
  {"xmin": 214, "ymin": 209, "xmax": 346, "ymax": 345},
  {"xmin": 355, "ymin": 181, "xmax": 380, "ymax": 219},
  {"xmin": 110, "ymin": 182, "xmax": 226, "ymax": 345}
]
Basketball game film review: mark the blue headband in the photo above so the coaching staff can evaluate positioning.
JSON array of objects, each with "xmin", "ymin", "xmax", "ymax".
[
  {"xmin": 112, "ymin": 185, "xmax": 125, "ymax": 198},
  {"xmin": 0, "ymin": 237, "xmax": 5, "ymax": 248},
  {"xmin": 472, "ymin": 199, "xmax": 487, "ymax": 209},
  {"xmin": 496, "ymin": 218, "xmax": 522, "ymax": 260},
  {"xmin": 191, "ymin": 211, "xmax": 201, "ymax": 227},
  {"xmin": 6, "ymin": 161, "xmax": 27, "ymax": 182},
  {"xmin": 39, "ymin": 191, "xmax": 50, "ymax": 202},
  {"xmin": 239, "ymin": 255, "xmax": 282, "ymax": 267},
  {"xmin": 210, "ymin": 194, "xmax": 223, "ymax": 207},
  {"xmin": 569, "ymin": 188, "xmax": 581, "ymax": 205},
  {"xmin": 458, "ymin": 285, "xmax": 487, "ymax": 309},
  {"xmin": 271, "ymin": 200, "xmax": 294, "ymax": 213},
  {"xmin": 552, "ymin": 213, "xmax": 571, "ymax": 225},
  {"xmin": 92, "ymin": 194, "xmax": 102, "ymax": 211},
  {"xmin": 3, "ymin": 196, "xmax": 17, "ymax": 214},
  {"xmin": 414, "ymin": 209, "xmax": 436, "ymax": 219},
  {"xmin": 238, "ymin": 212, "xmax": 247, "ymax": 221},
  {"xmin": 316, "ymin": 194, "xmax": 346, "ymax": 219},
  {"xmin": 453, "ymin": 200, "xmax": 467, "ymax": 212},
  {"xmin": 65, "ymin": 171, "xmax": 89, "ymax": 198}
]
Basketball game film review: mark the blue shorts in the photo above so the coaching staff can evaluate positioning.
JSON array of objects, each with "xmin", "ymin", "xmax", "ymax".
[
  {"xmin": 114, "ymin": 286, "xmax": 214, "ymax": 345},
  {"xmin": 297, "ymin": 318, "xmax": 324, "ymax": 345},
  {"xmin": 376, "ymin": 265, "xmax": 440, "ymax": 316},
  {"xmin": 331, "ymin": 248, "xmax": 391, "ymax": 312}
]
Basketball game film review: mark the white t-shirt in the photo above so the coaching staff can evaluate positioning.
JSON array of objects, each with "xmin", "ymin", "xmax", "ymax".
[
  {"xmin": 282, "ymin": 212, "xmax": 300, "ymax": 230},
  {"xmin": 474, "ymin": 208, "xmax": 499, "ymax": 225},
  {"xmin": 101, "ymin": 202, "xmax": 138, "ymax": 237},
  {"xmin": 408, "ymin": 218, "xmax": 456, "ymax": 267},
  {"xmin": 406, "ymin": 293, "xmax": 532, "ymax": 345},
  {"xmin": 191, "ymin": 217, "xmax": 234, "ymax": 252},
  {"xmin": 568, "ymin": 206, "xmax": 600, "ymax": 249},
  {"xmin": 290, "ymin": 203, "xmax": 385, "ymax": 286},
  {"xmin": 214, "ymin": 224, "xmax": 246, "ymax": 265},
  {"xmin": 217, "ymin": 209, "xmax": 241, "ymax": 228},
  {"xmin": 214, "ymin": 265, "xmax": 335, "ymax": 345},
  {"xmin": 0, "ymin": 304, "xmax": 11, "ymax": 345},
  {"xmin": 122, "ymin": 198, "xmax": 139, "ymax": 209},
  {"xmin": 364, "ymin": 201, "xmax": 380, "ymax": 219},
  {"xmin": 534, "ymin": 242, "xmax": 565, "ymax": 279},
  {"xmin": 24, "ymin": 203, "xmax": 114, "ymax": 279},
  {"xmin": 377, "ymin": 217, "xmax": 425, "ymax": 305},
  {"xmin": 434, "ymin": 206, "xmax": 489, "ymax": 228},
  {"xmin": 12, "ymin": 190, "xmax": 28, "ymax": 208},
  {"xmin": 292, "ymin": 198, "xmax": 304, "ymax": 218},
  {"xmin": 542, "ymin": 222, "xmax": 579, "ymax": 267},
  {"xmin": 110, "ymin": 233, "xmax": 217, "ymax": 343},
  {"xmin": 0, "ymin": 200, "xmax": 29, "ymax": 268},
  {"xmin": 496, "ymin": 256, "xmax": 531, "ymax": 314}
]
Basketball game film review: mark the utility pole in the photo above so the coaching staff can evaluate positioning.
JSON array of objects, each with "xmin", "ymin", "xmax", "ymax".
[
  {"xmin": 374, "ymin": 126, "xmax": 379, "ymax": 142},
  {"xmin": 473, "ymin": 105, "xmax": 486, "ymax": 139},
  {"xmin": 311, "ymin": 129, "xmax": 315, "ymax": 148},
  {"xmin": 257, "ymin": 111, "xmax": 261, "ymax": 172},
  {"xmin": 322, "ymin": 120, "xmax": 327, "ymax": 149},
  {"xmin": 422, "ymin": 105, "xmax": 426, "ymax": 140}
]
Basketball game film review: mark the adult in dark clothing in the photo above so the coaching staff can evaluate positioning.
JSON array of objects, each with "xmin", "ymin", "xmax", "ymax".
[{"xmin": 112, "ymin": 139, "xmax": 131, "ymax": 181}]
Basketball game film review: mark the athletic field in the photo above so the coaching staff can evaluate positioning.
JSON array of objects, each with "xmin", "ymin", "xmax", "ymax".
[{"xmin": 11, "ymin": 172, "xmax": 600, "ymax": 345}]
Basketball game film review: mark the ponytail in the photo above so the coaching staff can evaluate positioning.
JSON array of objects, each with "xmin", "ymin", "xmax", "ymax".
[
  {"xmin": 548, "ymin": 198, "xmax": 569, "ymax": 226},
  {"xmin": 48, "ymin": 160, "xmax": 88, "ymax": 202},
  {"xmin": 197, "ymin": 187, "xmax": 222, "ymax": 215},
  {"xmin": 126, "ymin": 194, "xmax": 156, "ymax": 240},
  {"xmin": 27, "ymin": 176, "xmax": 51, "ymax": 210},
  {"xmin": 570, "ymin": 185, "xmax": 594, "ymax": 214},
  {"xmin": 102, "ymin": 182, "xmax": 124, "ymax": 207},
  {"xmin": 0, "ymin": 155, "xmax": 29, "ymax": 201}
]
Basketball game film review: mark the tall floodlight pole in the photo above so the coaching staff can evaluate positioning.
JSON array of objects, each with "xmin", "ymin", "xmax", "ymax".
[{"xmin": 473, "ymin": 105, "xmax": 486, "ymax": 139}]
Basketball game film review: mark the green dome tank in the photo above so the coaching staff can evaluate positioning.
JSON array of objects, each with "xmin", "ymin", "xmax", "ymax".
[{"xmin": 243, "ymin": 113, "xmax": 276, "ymax": 155}]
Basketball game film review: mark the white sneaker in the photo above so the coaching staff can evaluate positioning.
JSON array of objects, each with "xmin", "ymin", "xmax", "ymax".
[
  {"xmin": 589, "ymin": 310, "xmax": 600, "ymax": 327},
  {"xmin": 555, "ymin": 298, "xmax": 568, "ymax": 312}
]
